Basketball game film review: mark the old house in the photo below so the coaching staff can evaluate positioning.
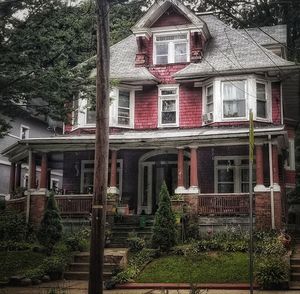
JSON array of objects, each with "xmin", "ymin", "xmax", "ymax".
[{"xmin": 3, "ymin": 0, "xmax": 299, "ymax": 231}]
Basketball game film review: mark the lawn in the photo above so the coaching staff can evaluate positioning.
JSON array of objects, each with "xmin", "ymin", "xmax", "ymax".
[
  {"xmin": 0, "ymin": 251, "xmax": 46, "ymax": 282},
  {"xmin": 136, "ymin": 252, "xmax": 249, "ymax": 283}
]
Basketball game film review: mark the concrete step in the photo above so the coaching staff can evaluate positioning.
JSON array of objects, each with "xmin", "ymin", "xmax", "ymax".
[
  {"xmin": 74, "ymin": 252, "xmax": 123, "ymax": 264},
  {"xmin": 68, "ymin": 262, "xmax": 118, "ymax": 272},
  {"xmin": 291, "ymin": 258, "xmax": 300, "ymax": 266},
  {"xmin": 291, "ymin": 272, "xmax": 300, "ymax": 281},
  {"xmin": 291, "ymin": 265, "xmax": 300, "ymax": 273},
  {"xmin": 64, "ymin": 271, "xmax": 112, "ymax": 281},
  {"xmin": 290, "ymin": 281, "xmax": 300, "ymax": 290}
]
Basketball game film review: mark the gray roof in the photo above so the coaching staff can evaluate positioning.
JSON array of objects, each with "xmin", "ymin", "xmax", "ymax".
[
  {"xmin": 90, "ymin": 35, "xmax": 158, "ymax": 83},
  {"xmin": 173, "ymin": 15, "xmax": 294, "ymax": 79},
  {"xmin": 242, "ymin": 25, "xmax": 287, "ymax": 46}
]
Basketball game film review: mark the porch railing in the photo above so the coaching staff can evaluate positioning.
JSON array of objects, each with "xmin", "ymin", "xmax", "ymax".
[
  {"xmin": 55, "ymin": 195, "xmax": 92, "ymax": 217},
  {"xmin": 6, "ymin": 197, "xmax": 27, "ymax": 213},
  {"xmin": 198, "ymin": 193, "xmax": 252, "ymax": 216}
]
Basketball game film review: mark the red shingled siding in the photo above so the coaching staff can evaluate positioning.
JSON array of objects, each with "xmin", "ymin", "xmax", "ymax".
[{"xmin": 272, "ymin": 82, "xmax": 281, "ymax": 124}]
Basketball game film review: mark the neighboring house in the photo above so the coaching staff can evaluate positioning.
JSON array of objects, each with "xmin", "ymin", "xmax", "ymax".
[
  {"xmin": 2, "ymin": 0, "xmax": 299, "ymax": 230},
  {"xmin": 0, "ymin": 108, "xmax": 62, "ymax": 198}
]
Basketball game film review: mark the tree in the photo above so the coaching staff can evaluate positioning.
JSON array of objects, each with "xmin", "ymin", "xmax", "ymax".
[
  {"xmin": 151, "ymin": 181, "xmax": 177, "ymax": 251},
  {"xmin": 37, "ymin": 192, "xmax": 62, "ymax": 254}
]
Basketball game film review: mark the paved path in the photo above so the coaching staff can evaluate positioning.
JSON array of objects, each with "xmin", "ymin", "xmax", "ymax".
[{"xmin": 1, "ymin": 281, "xmax": 300, "ymax": 294}]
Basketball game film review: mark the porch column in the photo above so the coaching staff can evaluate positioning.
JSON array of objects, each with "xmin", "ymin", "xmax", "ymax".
[
  {"xmin": 189, "ymin": 146, "xmax": 200, "ymax": 193},
  {"xmin": 272, "ymin": 143, "xmax": 280, "ymax": 187},
  {"xmin": 15, "ymin": 163, "xmax": 22, "ymax": 189},
  {"xmin": 39, "ymin": 153, "xmax": 48, "ymax": 190},
  {"xmin": 29, "ymin": 153, "xmax": 36, "ymax": 189},
  {"xmin": 9, "ymin": 162, "xmax": 16, "ymax": 195},
  {"xmin": 108, "ymin": 149, "xmax": 119, "ymax": 194},
  {"xmin": 175, "ymin": 147, "xmax": 186, "ymax": 194},
  {"xmin": 254, "ymin": 144, "xmax": 265, "ymax": 192}
]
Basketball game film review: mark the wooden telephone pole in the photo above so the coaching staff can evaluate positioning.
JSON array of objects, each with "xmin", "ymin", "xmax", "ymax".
[{"xmin": 88, "ymin": 0, "xmax": 110, "ymax": 293}]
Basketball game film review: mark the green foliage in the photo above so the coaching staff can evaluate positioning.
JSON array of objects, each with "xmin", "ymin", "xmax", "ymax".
[
  {"xmin": 64, "ymin": 227, "xmax": 90, "ymax": 252},
  {"xmin": 37, "ymin": 193, "xmax": 62, "ymax": 254},
  {"xmin": 127, "ymin": 232, "xmax": 146, "ymax": 252},
  {"xmin": 0, "ymin": 240, "xmax": 32, "ymax": 251},
  {"xmin": 40, "ymin": 256, "xmax": 65, "ymax": 280},
  {"xmin": 151, "ymin": 182, "xmax": 177, "ymax": 251},
  {"xmin": 255, "ymin": 257, "xmax": 289, "ymax": 289},
  {"xmin": 0, "ymin": 210, "xmax": 31, "ymax": 242},
  {"xmin": 105, "ymin": 248, "xmax": 159, "ymax": 288}
]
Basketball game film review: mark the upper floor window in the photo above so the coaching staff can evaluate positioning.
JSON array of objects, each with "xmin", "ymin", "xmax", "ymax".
[
  {"xmin": 154, "ymin": 33, "xmax": 189, "ymax": 64},
  {"xmin": 86, "ymin": 100, "xmax": 96, "ymax": 125},
  {"xmin": 73, "ymin": 98, "xmax": 79, "ymax": 126},
  {"xmin": 118, "ymin": 90, "xmax": 131, "ymax": 126},
  {"xmin": 20, "ymin": 125, "xmax": 30, "ymax": 139},
  {"xmin": 222, "ymin": 80, "xmax": 246, "ymax": 118},
  {"xmin": 256, "ymin": 82, "xmax": 267, "ymax": 118},
  {"xmin": 158, "ymin": 85, "xmax": 179, "ymax": 127}
]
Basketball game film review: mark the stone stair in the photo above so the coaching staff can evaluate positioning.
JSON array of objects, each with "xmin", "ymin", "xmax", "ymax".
[
  {"xmin": 108, "ymin": 215, "xmax": 154, "ymax": 248},
  {"xmin": 289, "ymin": 237, "xmax": 300, "ymax": 289},
  {"xmin": 64, "ymin": 248, "xmax": 128, "ymax": 281}
]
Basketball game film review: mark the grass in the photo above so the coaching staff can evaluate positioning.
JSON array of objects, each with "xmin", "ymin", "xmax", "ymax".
[
  {"xmin": 136, "ymin": 252, "xmax": 249, "ymax": 283},
  {"xmin": 0, "ymin": 251, "xmax": 46, "ymax": 282}
]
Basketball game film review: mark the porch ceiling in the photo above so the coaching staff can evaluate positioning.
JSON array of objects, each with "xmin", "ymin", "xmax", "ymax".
[{"xmin": 2, "ymin": 125, "xmax": 286, "ymax": 160}]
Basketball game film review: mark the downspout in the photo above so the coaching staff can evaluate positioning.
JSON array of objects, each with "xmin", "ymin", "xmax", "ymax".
[
  {"xmin": 26, "ymin": 149, "xmax": 32, "ymax": 224},
  {"xmin": 280, "ymin": 81, "xmax": 284, "ymax": 125},
  {"xmin": 268, "ymin": 135, "xmax": 275, "ymax": 229}
]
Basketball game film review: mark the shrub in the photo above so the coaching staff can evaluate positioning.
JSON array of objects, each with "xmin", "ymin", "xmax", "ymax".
[
  {"xmin": 127, "ymin": 232, "xmax": 145, "ymax": 252},
  {"xmin": 24, "ymin": 268, "xmax": 45, "ymax": 280},
  {"xmin": 37, "ymin": 192, "xmax": 62, "ymax": 254},
  {"xmin": 0, "ymin": 210, "xmax": 30, "ymax": 242},
  {"xmin": 64, "ymin": 227, "xmax": 90, "ymax": 252},
  {"xmin": 255, "ymin": 257, "xmax": 289, "ymax": 289},
  {"xmin": 41, "ymin": 256, "xmax": 66, "ymax": 280},
  {"xmin": 0, "ymin": 240, "xmax": 32, "ymax": 251},
  {"xmin": 151, "ymin": 182, "xmax": 177, "ymax": 251}
]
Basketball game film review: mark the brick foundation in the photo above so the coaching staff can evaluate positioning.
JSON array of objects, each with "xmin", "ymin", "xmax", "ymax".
[
  {"xmin": 29, "ymin": 193, "xmax": 47, "ymax": 228},
  {"xmin": 255, "ymin": 191, "xmax": 282, "ymax": 230}
]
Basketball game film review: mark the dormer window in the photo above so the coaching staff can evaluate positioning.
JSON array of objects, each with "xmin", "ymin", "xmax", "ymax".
[{"xmin": 154, "ymin": 33, "xmax": 189, "ymax": 64}]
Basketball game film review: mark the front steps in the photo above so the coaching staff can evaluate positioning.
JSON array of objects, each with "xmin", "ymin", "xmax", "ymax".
[
  {"xmin": 290, "ymin": 239, "xmax": 300, "ymax": 289},
  {"xmin": 64, "ymin": 248, "xmax": 128, "ymax": 281},
  {"xmin": 108, "ymin": 215, "xmax": 154, "ymax": 248}
]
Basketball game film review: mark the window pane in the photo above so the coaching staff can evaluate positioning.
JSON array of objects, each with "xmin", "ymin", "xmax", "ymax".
[
  {"xmin": 218, "ymin": 160, "xmax": 234, "ymax": 166},
  {"xmin": 241, "ymin": 183, "xmax": 249, "ymax": 193},
  {"xmin": 218, "ymin": 169, "xmax": 234, "ymax": 182},
  {"xmin": 218, "ymin": 183, "xmax": 234, "ymax": 193},
  {"xmin": 118, "ymin": 107, "xmax": 129, "ymax": 118},
  {"xmin": 86, "ymin": 109, "xmax": 96, "ymax": 124},
  {"xmin": 162, "ymin": 100, "xmax": 176, "ymax": 111},
  {"xmin": 257, "ymin": 101, "xmax": 266, "ymax": 118},
  {"xmin": 241, "ymin": 169, "xmax": 249, "ymax": 182},
  {"xmin": 161, "ymin": 89, "xmax": 176, "ymax": 95},
  {"xmin": 119, "ymin": 91, "xmax": 130, "ymax": 108},
  {"xmin": 156, "ymin": 34, "xmax": 187, "ymax": 41},
  {"xmin": 162, "ymin": 112, "xmax": 176, "ymax": 124},
  {"xmin": 156, "ymin": 43, "xmax": 168, "ymax": 55},
  {"xmin": 257, "ymin": 83, "xmax": 266, "ymax": 100},
  {"xmin": 223, "ymin": 81, "xmax": 245, "ymax": 101},
  {"xmin": 207, "ymin": 103, "xmax": 213, "ymax": 113},
  {"xmin": 223, "ymin": 100, "xmax": 245, "ymax": 117},
  {"xmin": 174, "ymin": 43, "xmax": 187, "ymax": 63},
  {"xmin": 156, "ymin": 55, "xmax": 168, "ymax": 64},
  {"xmin": 73, "ymin": 110, "xmax": 78, "ymax": 126},
  {"xmin": 118, "ymin": 117, "xmax": 130, "ymax": 125}
]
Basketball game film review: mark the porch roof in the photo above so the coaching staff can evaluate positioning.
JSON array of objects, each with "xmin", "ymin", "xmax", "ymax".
[{"xmin": 2, "ymin": 125, "xmax": 286, "ymax": 161}]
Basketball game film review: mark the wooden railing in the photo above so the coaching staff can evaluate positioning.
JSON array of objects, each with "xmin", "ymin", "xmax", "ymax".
[
  {"xmin": 198, "ymin": 193, "xmax": 252, "ymax": 216},
  {"xmin": 6, "ymin": 197, "xmax": 27, "ymax": 213},
  {"xmin": 55, "ymin": 195, "xmax": 92, "ymax": 217}
]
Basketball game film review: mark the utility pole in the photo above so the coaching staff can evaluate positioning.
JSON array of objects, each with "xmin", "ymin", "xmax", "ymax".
[{"xmin": 88, "ymin": 0, "xmax": 110, "ymax": 293}]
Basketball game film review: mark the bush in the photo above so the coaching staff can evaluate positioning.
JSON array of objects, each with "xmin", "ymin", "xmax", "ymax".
[
  {"xmin": 0, "ymin": 210, "xmax": 30, "ymax": 242},
  {"xmin": 37, "ymin": 192, "xmax": 62, "ymax": 254},
  {"xmin": 40, "ymin": 256, "xmax": 66, "ymax": 280},
  {"xmin": 151, "ymin": 182, "xmax": 177, "ymax": 251},
  {"xmin": 0, "ymin": 240, "xmax": 32, "ymax": 251},
  {"xmin": 64, "ymin": 227, "xmax": 90, "ymax": 252},
  {"xmin": 255, "ymin": 257, "xmax": 289, "ymax": 289},
  {"xmin": 127, "ymin": 232, "xmax": 146, "ymax": 252}
]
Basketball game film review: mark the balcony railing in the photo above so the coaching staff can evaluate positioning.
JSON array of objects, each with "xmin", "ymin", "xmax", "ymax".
[
  {"xmin": 55, "ymin": 195, "xmax": 92, "ymax": 217},
  {"xmin": 198, "ymin": 193, "xmax": 252, "ymax": 216}
]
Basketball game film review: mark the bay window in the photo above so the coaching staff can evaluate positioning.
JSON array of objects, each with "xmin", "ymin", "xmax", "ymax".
[
  {"xmin": 206, "ymin": 84, "xmax": 214, "ymax": 113},
  {"xmin": 222, "ymin": 80, "xmax": 246, "ymax": 118},
  {"xmin": 158, "ymin": 86, "xmax": 179, "ymax": 127},
  {"xmin": 86, "ymin": 100, "xmax": 96, "ymax": 124},
  {"xmin": 154, "ymin": 33, "xmax": 189, "ymax": 64},
  {"xmin": 118, "ymin": 90, "xmax": 131, "ymax": 126}
]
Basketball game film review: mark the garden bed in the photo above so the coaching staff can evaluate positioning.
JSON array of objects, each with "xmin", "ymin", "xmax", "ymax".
[{"xmin": 136, "ymin": 252, "xmax": 249, "ymax": 283}]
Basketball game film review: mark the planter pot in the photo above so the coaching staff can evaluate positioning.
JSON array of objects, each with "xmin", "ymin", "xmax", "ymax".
[{"xmin": 117, "ymin": 205, "xmax": 129, "ymax": 215}]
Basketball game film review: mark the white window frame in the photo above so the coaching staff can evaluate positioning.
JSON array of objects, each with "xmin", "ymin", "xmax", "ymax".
[
  {"xmin": 50, "ymin": 178, "xmax": 60, "ymax": 191},
  {"xmin": 153, "ymin": 31, "xmax": 190, "ymax": 65},
  {"xmin": 80, "ymin": 159, "xmax": 123, "ymax": 195},
  {"xmin": 214, "ymin": 156, "xmax": 255, "ymax": 193},
  {"xmin": 110, "ymin": 88, "xmax": 135, "ymax": 128},
  {"xmin": 201, "ymin": 75, "xmax": 272, "ymax": 124},
  {"xmin": 20, "ymin": 125, "xmax": 30, "ymax": 139},
  {"xmin": 285, "ymin": 139, "xmax": 296, "ymax": 170},
  {"xmin": 158, "ymin": 84, "xmax": 179, "ymax": 128}
]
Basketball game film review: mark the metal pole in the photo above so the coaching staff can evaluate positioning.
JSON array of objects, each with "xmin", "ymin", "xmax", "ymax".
[{"xmin": 268, "ymin": 135, "xmax": 275, "ymax": 229}]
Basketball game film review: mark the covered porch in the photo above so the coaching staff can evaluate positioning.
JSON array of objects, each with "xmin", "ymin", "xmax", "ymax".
[{"xmin": 2, "ymin": 125, "xmax": 287, "ymax": 229}]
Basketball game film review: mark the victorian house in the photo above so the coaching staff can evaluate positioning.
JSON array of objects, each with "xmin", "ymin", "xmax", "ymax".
[{"xmin": 3, "ymin": 0, "xmax": 299, "ymax": 230}]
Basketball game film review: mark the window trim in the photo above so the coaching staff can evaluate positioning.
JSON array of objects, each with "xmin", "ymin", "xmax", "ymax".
[
  {"xmin": 80, "ymin": 159, "xmax": 123, "ymax": 195},
  {"xmin": 158, "ymin": 84, "xmax": 179, "ymax": 128},
  {"xmin": 153, "ymin": 31, "xmax": 190, "ymax": 65},
  {"xmin": 20, "ymin": 125, "xmax": 30, "ymax": 139},
  {"xmin": 214, "ymin": 156, "xmax": 255, "ymax": 193},
  {"xmin": 285, "ymin": 139, "xmax": 296, "ymax": 170}
]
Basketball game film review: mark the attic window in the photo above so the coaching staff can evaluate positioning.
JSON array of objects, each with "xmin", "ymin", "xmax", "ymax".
[{"xmin": 154, "ymin": 33, "xmax": 189, "ymax": 64}]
